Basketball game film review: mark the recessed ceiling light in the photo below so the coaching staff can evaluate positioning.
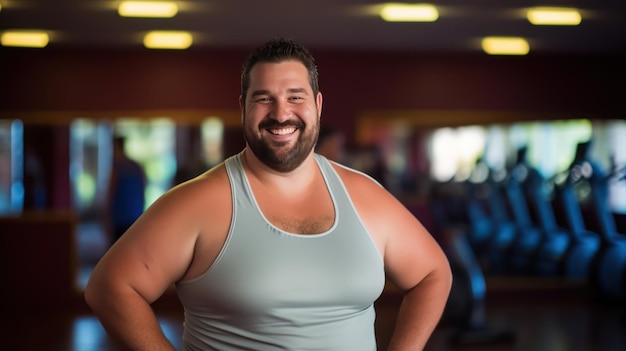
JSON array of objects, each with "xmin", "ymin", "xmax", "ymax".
[
  {"xmin": 118, "ymin": 1, "xmax": 178, "ymax": 18},
  {"xmin": 481, "ymin": 37, "xmax": 530, "ymax": 55},
  {"xmin": 143, "ymin": 31, "xmax": 192, "ymax": 49},
  {"xmin": 1, "ymin": 30, "xmax": 49, "ymax": 48},
  {"xmin": 380, "ymin": 3, "xmax": 439, "ymax": 22},
  {"xmin": 527, "ymin": 7, "xmax": 582, "ymax": 25}
]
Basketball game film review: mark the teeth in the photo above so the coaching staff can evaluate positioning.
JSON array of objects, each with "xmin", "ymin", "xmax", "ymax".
[{"xmin": 268, "ymin": 127, "xmax": 296, "ymax": 135}]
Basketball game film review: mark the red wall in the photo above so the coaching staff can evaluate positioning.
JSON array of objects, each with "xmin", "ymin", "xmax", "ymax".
[{"xmin": 1, "ymin": 48, "xmax": 624, "ymax": 123}]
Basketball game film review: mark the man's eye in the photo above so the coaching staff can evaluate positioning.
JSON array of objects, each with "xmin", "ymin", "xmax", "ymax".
[
  {"xmin": 289, "ymin": 96, "xmax": 304, "ymax": 101},
  {"xmin": 256, "ymin": 97, "xmax": 271, "ymax": 103}
]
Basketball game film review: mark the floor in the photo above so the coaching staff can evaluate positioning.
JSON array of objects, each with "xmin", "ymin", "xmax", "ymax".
[{"xmin": 4, "ymin": 223, "xmax": 624, "ymax": 351}]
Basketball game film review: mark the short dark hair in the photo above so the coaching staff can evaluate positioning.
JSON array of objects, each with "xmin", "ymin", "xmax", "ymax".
[
  {"xmin": 114, "ymin": 136, "xmax": 126, "ymax": 148},
  {"xmin": 240, "ymin": 37, "xmax": 319, "ymax": 106}
]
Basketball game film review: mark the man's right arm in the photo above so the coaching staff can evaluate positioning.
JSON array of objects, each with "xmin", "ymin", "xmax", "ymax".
[
  {"xmin": 85, "ymin": 268, "xmax": 176, "ymax": 350},
  {"xmin": 85, "ymin": 178, "xmax": 212, "ymax": 350}
]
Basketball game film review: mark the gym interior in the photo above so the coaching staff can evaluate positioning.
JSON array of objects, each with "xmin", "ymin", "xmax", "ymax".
[{"xmin": 1, "ymin": 3, "xmax": 625, "ymax": 350}]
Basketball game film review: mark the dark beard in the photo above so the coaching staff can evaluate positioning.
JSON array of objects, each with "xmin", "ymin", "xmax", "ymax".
[{"xmin": 244, "ymin": 119, "xmax": 319, "ymax": 173}]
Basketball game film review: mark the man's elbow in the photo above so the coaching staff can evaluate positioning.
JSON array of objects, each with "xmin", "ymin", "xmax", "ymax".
[
  {"xmin": 439, "ymin": 257, "xmax": 454, "ymax": 296},
  {"xmin": 83, "ymin": 275, "xmax": 112, "ymax": 314},
  {"xmin": 83, "ymin": 279, "xmax": 99, "ymax": 311}
]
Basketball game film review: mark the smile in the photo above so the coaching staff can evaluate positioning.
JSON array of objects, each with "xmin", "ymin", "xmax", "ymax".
[{"xmin": 267, "ymin": 127, "xmax": 297, "ymax": 135}]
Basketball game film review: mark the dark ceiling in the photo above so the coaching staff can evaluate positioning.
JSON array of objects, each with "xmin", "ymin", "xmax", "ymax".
[{"xmin": 1, "ymin": 0, "xmax": 626, "ymax": 54}]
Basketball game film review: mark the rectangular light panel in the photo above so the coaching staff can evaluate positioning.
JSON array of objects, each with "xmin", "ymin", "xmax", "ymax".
[
  {"xmin": 482, "ymin": 37, "xmax": 530, "ymax": 55},
  {"xmin": 119, "ymin": 1, "xmax": 178, "ymax": 18},
  {"xmin": 380, "ymin": 3, "xmax": 439, "ymax": 22},
  {"xmin": 144, "ymin": 31, "xmax": 192, "ymax": 49},
  {"xmin": 1, "ymin": 31, "xmax": 49, "ymax": 48},
  {"xmin": 527, "ymin": 7, "xmax": 582, "ymax": 25}
]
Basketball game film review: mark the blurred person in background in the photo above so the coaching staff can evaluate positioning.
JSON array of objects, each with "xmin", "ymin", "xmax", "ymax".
[{"xmin": 106, "ymin": 136, "xmax": 146, "ymax": 244}]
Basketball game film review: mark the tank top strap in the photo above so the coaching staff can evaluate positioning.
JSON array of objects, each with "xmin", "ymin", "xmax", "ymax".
[{"xmin": 224, "ymin": 152, "xmax": 255, "ymax": 206}]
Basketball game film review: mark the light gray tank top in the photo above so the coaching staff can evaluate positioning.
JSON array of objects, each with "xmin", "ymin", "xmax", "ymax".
[{"xmin": 176, "ymin": 152, "xmax": 385, "ymax": 350}]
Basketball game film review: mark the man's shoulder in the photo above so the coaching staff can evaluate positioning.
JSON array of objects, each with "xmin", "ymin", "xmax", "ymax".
[
  {"xmin": 150, "ymin": 163, "xmax": 232, "ymax": 224},
  {"xmin": 168, "ymin": 163, "xmax": 231, "ymax": 200},
  {"xmin": 330, "ymin": 161, "xmax": 384, "ymax": 189},
  {"xmin": 182, "ymin": 162, "xmax": 229, "ymax": 187}
]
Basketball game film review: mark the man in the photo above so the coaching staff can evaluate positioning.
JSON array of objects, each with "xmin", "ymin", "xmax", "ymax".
[
  {"xmin": 107, "ymin": 136, "xmax": 147, "ymax": 243},
  {"xmin": 85, "ymin": 38, "xmax": 452, "ymax": 350}
]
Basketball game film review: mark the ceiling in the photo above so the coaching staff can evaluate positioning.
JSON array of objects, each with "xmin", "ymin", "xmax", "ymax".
[{"xmin": 1, "ymin": 0, "xmax": 625, "ymax": 54}]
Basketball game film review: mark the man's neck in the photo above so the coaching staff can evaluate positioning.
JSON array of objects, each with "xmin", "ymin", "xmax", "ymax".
[{"xmin": 241, "ymin": 148, "xmax": 318, "ymax": 190}]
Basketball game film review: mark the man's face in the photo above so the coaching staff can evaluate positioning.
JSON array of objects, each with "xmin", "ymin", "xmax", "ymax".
[{"xmin": 241, "ymin": 60, "xmax": 323, "ymax": 172}]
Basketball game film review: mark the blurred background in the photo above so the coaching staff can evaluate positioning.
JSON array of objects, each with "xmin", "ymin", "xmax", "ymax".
[{"xmin": 1, "ymin": 1, "xmax": 625, "ymax": 350}]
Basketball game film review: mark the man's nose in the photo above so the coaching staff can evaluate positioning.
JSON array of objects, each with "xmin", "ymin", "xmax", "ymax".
[{"xmin": 271, "ymin": 100, "xmax": 292, "ymax": 123}]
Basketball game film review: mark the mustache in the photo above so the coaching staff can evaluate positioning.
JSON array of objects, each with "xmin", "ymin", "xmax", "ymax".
[{"xmin": 258, "ymin": 120, "xmax": 304, "ymax": 129}]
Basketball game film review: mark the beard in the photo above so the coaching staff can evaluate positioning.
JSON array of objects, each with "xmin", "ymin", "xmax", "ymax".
[{"xmin": 244, "ymin": 116, "xmax": 319, "ymax": 173}]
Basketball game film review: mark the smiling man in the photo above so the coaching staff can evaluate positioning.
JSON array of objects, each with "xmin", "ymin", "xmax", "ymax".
[{"xmin": 85, "ymin": 37, "xmax": 452, "ymax": 351}]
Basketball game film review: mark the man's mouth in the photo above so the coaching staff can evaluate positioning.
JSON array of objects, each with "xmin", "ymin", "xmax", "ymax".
[{"xmin": 266, "ymin": 126, "xmax": 297, "ymax": 135}]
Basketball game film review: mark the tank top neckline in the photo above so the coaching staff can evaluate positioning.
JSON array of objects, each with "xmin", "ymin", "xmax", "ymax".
[{"xmin": 233, "ymin": 152, "xmax": 339, "ymax": 238}]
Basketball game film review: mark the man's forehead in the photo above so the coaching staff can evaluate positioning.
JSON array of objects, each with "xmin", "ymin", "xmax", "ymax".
[
  {"xmin": 248, "ymin": 61, "xmax": 311, "ymax": 89},
  {"xmin": 250, "ymin": 60, "xmax": 307, "ymax": 75}
]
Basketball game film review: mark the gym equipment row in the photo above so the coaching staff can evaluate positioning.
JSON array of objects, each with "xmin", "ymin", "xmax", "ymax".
[{"xmin": 463, "ymin": 142, "xmax": 626, "ymax": 302}]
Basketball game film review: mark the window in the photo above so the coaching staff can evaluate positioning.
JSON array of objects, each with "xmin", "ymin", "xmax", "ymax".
[{"xmin": 0, "ymin": 119, "xmax": 23, "ymax": 215}]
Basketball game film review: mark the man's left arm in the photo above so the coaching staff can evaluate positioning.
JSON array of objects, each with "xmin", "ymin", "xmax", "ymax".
[
  {"xmin": 377, "ymin": 196, "xmax": 453, "ymax": 350},
  {"xmin": 338, "ymin": 168, "xmax": 453, "ymax": 349}
]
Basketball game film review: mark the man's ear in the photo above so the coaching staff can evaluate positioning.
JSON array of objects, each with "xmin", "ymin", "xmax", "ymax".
[
  {"xmin": 239, "ymin": 95, "xmax": 244, "ymax": 122},
  {"xmin": 317, "ymin": 92, "xmax": 323, "ymax": 117}
]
